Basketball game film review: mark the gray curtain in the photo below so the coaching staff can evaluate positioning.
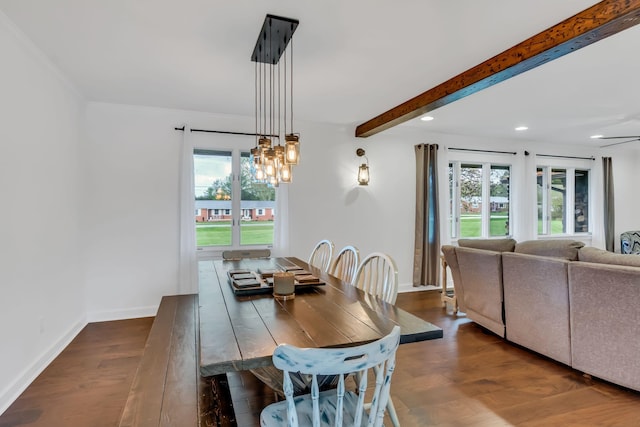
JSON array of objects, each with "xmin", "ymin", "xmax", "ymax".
[
  {"xmin": 603, "ymin": 157, "xmax": 615, "ymax": 252},
  {"xmin": 413, "ymin": 144, "xmax": 440, "ymax": 287}
]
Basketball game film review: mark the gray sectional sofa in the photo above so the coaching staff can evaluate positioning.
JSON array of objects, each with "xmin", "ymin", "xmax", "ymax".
[{"xmin": 442, "ymin": 239, "xmax": 640, "ymax": 392}]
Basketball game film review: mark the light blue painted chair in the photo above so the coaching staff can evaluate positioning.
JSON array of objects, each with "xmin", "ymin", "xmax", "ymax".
[{"xmin": 260, "ymin": 326, "xmax": 401, "ymax": 427}]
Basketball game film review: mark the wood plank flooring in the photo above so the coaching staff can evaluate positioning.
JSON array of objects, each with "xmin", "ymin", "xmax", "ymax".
[
  {"xmin": 0, "ymin": 318, "xmax": 153, "ymax": 427},
  {"xmin": 3, "ymin": 291, "xmax": 640, "ymax": 426}
]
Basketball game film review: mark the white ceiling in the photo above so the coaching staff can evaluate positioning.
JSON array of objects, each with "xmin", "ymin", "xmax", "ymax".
[{"xmin": 1, "ymin": 0, "xmax": 638, "ymax": 146}]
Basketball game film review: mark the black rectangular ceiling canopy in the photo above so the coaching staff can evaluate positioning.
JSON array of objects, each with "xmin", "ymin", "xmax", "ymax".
[{"xmin": 251, "ymin": 14, "xmax": 299, "ymax": 65}]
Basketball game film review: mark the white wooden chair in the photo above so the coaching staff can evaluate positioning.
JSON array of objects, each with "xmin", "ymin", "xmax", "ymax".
[
  {"xmin": 260, "ymin": 326, "xmax": 401, "ymax": 427},
  {"xmin": 352, "ymin": 252, "xmax": 399, "ymax": 305},
  {"xmin": 329, "ymin": 245, "xmax": 360, "ymax": 283},
  {"xmin": 351, "ymin": 252, "xmax": 401, "ymax": 427},
  {"xmin": 308, "ymin": 239, "xmax": 335, "ymax": 272}
]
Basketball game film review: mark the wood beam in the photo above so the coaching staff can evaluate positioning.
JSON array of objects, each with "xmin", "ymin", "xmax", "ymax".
[{"xmin": 355, "ymin": 0, "xmax": 640, "ymax": 138}]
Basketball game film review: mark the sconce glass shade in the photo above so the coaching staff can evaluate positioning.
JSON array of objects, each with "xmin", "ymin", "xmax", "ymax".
[
  {"xmin": 285, "ymin": 134, "xmax": 300, "ymax": 165},
  {"xmin": 358, "ymin": 163, "xmax": 370, "ymax": 185}
]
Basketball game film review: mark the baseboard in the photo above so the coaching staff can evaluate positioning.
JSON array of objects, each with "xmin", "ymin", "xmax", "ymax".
[
  {"xmin": 398, "ymin": 282, "xmax": 439, "ymax": 293},
  {"xmin": 0, "ymin": 316, "xmax": 86, "ymax": 416},
  {"xmin": 86, "ymin": 305, "xmax": 158, "ymax": 323}
]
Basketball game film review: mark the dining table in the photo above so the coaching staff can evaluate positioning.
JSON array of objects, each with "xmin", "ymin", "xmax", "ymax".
[{"xmin": 198, "ymin": 256, "xmax": 443, "ymax": 377}]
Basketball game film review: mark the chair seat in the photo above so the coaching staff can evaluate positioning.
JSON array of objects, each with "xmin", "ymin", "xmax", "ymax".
[{"xmin": 260, "ymin": 390, "xmax": 370, "ymax": 427}]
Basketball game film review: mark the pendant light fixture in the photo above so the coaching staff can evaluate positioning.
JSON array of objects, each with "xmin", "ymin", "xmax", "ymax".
[{"xmin": 251, "ymin": 14, "xmax": 300, "ymax": 185}]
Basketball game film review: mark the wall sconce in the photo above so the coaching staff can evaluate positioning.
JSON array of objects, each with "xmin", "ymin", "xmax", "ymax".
[{"xmin": 356, "ymin": 148, "xmax": 369, "ymax": 186}]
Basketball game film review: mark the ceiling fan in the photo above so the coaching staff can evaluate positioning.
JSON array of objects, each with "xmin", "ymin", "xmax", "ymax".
[{"xmin": 593, "ymin": 135, "xmax": 640, "ymax": 148}]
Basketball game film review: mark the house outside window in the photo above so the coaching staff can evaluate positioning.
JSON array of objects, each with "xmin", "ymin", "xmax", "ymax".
[
  {"xmin": 257, "ymin": 208, "xmax": 265, "ymax": 216},
  {"xmin": 537, "ymin": 166, "xmax": 590, "ymax": 235},
  {"xmin": 449, "ymin": 162, "xmax": 511, "ymax": 239},
  {"xmin": 193, "ymin": 148, "xmax": 276, "ymax": 252}
]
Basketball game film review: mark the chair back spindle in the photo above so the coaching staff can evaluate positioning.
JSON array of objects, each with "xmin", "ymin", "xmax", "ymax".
[
  {"xmin": 329, "ymin": 245, "xmax": 360, "ymax": 283},
  {"xmin": 308, "ymin": 239, "xmax": 335, "ymax": 272},
  {"xmin": 352, "ymin": 252, "xmax": 399, "ymax": 305}
]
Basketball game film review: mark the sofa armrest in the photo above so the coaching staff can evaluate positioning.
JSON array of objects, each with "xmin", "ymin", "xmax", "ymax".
[
  {"xmin": 456, "ymin": 247, "xmax": 505, "ymax": 337},
  {"xmin": 441, "ymin": 245, "xmax": 465, "ymax": 313}
]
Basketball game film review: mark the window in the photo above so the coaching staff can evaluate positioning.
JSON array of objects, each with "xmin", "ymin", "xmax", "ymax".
[
  {"xmin": 537, "ymin": 166, "xmax": 590, "ymax": 235},
  {"xmin": 449, "ymin": 162, "xmax": 511, "ymax": 239},
  {"xmin": 193, "ymin": 149, "xmax": 275, "ymax": 250}
]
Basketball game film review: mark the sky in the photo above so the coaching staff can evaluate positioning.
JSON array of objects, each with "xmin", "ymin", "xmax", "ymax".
[{"xmin": 193, "ymin": 153, "xmax": 232, "ymax": 197}]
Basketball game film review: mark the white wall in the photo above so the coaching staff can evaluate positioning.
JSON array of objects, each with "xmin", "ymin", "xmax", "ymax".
[
  {"xmin": 83, "ymin": 104, "xmax": 286, "ymax": 319},
  {"xmin": 287, "ymin": 122, "xmax": 418, "ymax": 287},
  {"xmin": 0, "ymin": 13, "xmax": 85, "ymax": 414},
  {"xmin": 81, "ymin": 103, "xmax": 423, "ymax": 316},
  {"xmin": 606, "ymin": 148, "xmax": 640, "ymax": 252},
  {"xmin": 82, "ymin": 102, "xmax": 640, "ymax": 320}
]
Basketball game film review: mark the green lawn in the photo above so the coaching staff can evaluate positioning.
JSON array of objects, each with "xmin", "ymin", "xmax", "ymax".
[
  {"xmin": 459, "ymin": 215, "xmax": 509, "ymax": 237},
  {"xmin": 196, "ymin": 221, "xmax": 274, "ymax": 246},
  {"xmin": 459, "ymin": 214, "xmax": 564, "ymax": 237}
]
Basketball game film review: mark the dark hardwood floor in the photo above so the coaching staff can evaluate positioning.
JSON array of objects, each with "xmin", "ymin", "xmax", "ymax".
[
  {"xmin": 0, "ymin": 318, "xmax": 153, "ymax": 427},
  {"xmin": 3, "ymin": 291, "xmax": 640, "ymax": 426}
]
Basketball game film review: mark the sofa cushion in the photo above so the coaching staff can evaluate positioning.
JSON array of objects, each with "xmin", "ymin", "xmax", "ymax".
[
  {"xmin": 579, "ymin": 246, "xmax": 640, "ymax": 267},
  {"xmin": 514, "ymin": 239, "xmax": 584, "ymax": 261},
  {"xmin": 457, "ymin": 238, "xmax": 516, "ymax": 252}
]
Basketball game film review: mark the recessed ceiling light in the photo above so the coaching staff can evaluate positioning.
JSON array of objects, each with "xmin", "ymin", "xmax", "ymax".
[
  {"xmin": 515, "ymin": 126, "xmax": 528, "ymax": 131},
  {"xmin": 590, "ymin": 134, "xmax": 604, "ymax": 139},
  {"xmin": 420, "ymin": 116, "xmax": 434, "ymax": 122}
]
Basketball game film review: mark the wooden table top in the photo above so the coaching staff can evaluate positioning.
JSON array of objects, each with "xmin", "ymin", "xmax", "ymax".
[{"xmin": 198, "ymin": 257, "xmax": 443, "ymax": 377}]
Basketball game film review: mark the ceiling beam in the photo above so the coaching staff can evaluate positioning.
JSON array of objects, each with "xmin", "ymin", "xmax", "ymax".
[{"xmin": 355, "ymin": 0, "xmax": 640, "ymax": 138}]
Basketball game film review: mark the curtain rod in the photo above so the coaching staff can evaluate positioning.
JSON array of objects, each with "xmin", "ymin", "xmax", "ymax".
[
  {"xmin": 448, "ymin": 147, "xmax": 517, "ymax": 155},
  {"xmin": 536, "ymin": 154, "xmax": 595, "ymax": 161},
  {"xmin": 174, "ymin": 126, "xmax": 278, "ymax": 138}
]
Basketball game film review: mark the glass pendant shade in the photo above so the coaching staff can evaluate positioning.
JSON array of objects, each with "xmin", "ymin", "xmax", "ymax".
[
  {"xmin": 264, "ymin": 148, "xmax": 276, "ymax": 177},
  {"xmin": 265, "ymin": 162, "xmax": 275, "ymax": 177},
  {"xmin": 280, "ymin": 163, "xmax": 292, "ymax": 183},
  {"xmin": 274, "ymin": 145, "xmax": 285, "ymax": 164},
  {"xmin": 358, "ymin": 163, "xmax": 370, "ymax": 185},
  {"xmin": 285, "ymin": 134, "xmax": 300, "ymax": 165},
  {"xmin": 259, "ymin": 138, "xmax": 272, "ymax": 163},
  {"xmin": 259, "ymin": 137, "xmax": 272, "ymax": 149},
  {"xmin": 251, "ymin": 147, "xmax": 261, "ymax": 164},
  {"xmin": 255, "ymin": 166, "xmax": 265, "ymax": 181}
]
